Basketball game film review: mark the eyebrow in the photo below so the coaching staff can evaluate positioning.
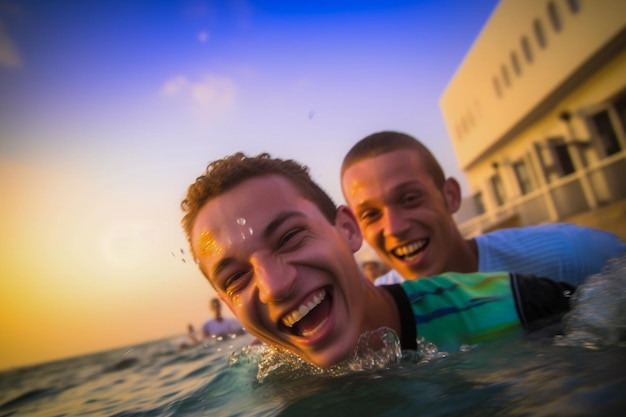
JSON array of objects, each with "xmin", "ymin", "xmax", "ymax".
[
  {"xmin": 353, "ymin": 181, "xmax": 424, "ymax": 213},
  {"xmin": 210, "ymin": 210, "xmax": 305, "ymax": 281},
  {"xmin": 263, "ymin": 210, "xmax": 304, "ymax": 240}
]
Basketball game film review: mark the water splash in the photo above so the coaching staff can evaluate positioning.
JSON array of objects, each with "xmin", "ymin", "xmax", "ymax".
[
  {"xmin": 400, "ymin": 336, "xmax": 449, "ymax": 364},
  {"xmin": 228, "ymin": 328, "xmax": 401, "ymax": 383},
  {"xmin": 258, "ymin": 328, "xmax": 402, "ymax": 382},
  {"xmin": 229, "ymin": 328, "xmax": 450, "ymax": 384},
  {"xmin": 228, "ymin": 343, "xmax": 266, "ymax": 367},
  {"xmin": 554, "ymin": 254, "xmax": 626, "ymax": 349}
]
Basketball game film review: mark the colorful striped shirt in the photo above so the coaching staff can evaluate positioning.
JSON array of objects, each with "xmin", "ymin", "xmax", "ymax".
[{"xmin": 383, "ymin": 271, "xmax": 575, "ymax": 351}]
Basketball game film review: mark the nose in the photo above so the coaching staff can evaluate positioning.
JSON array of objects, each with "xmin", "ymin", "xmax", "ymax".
[
  {"xmin": 382, "ymin": 206, "xmax": 409, "ymax": 238},
  {"xmin": 253, "ymin": 255, "xmax": 296, "ymax": 304}
]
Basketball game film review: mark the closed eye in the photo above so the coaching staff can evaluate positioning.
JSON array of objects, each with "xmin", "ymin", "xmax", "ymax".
[
  {"xmin": 400, "ymin": 192, "xmax": 420, "ymax": 207},
  {"xmin": 358, "ymin": 208, "xmax": 381, "ymax": 224},
  {"xmin": 278, "ymin": 227, "xmax": 305, "ymax": 250},
  {"xmin": 224, "ymin": 270, "xmax": 251, "ymax": 297}
]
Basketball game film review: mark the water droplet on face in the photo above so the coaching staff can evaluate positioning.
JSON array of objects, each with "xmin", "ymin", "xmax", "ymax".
[{"xmin": 237, "ymin": 223, "xmax": 254, "ymax": 240}]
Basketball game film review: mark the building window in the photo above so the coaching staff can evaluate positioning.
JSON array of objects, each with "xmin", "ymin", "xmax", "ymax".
[
  {"xmin": 474, "ymin": 192, "xmax": 486, "ymax": 215},
  {"xmin": 490, "ymin": 173, "xmax": 506, "ymax": 207},
  {"xmin": 548, "ymin": 2, "xmax": 562, "ymax": 32},
  {"xmin": 467, "ymin": 109, "xmax": 475, "ymax": 128},
  {"xmin": 493, "ymin": 76, "xmax": 502, "ymax": 98},
  {"xmin": 567, "ymin": 0, "xmax": 580, "ymax": 14},
  {"xmin": 614, "ymin": 94, "xmax": 626, "ymax": 134},
  {"xmin": 521, "ymin": 36, "xmax": 533, "ymax": 63},
  {"xmin": 501, "ymin": 65, "xmax": 510, "ymax": 87},
  {"xmin": 511, "ymin": 51, "xmax": 521, "ymax": 76},
  {"xmin": 474, "ymin": 98, "xmax": 481, "ymax": 120},
  {"xmin": 548, "ymin": 137, "xmax": 576, "ymax": 177},
  {"xmin": 513, "ymin": 160, "xmax": 533, "ymax": 195},
  {"xmin": 533, "ymin": 19, "xmax": 546, "ymax": 49},
  {"xmin": 590, "ymin": 110, "xmax": 623, "ymax": 157}
]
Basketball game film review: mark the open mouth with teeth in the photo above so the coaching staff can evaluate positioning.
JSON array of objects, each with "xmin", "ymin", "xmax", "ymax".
[
  {"xmin": 391, "ymin": 239, "xmax": 428, "ymax": 261},
  {"xmin": 281, "ymin": 289, "xmax": 331, "ymax": 338}
]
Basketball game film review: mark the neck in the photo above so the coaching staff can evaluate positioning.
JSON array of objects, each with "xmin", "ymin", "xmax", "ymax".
[
  {"xmin": 444, "ymin": 236, "xmax": 479, "ymax": 273},
  {"xmin": 464, "ymin": 237, "xmax": 479, "ymax": 271}
]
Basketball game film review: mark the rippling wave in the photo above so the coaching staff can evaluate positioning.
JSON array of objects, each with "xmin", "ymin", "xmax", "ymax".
[{"xmin": 1, "ymin": 257, "xmax": 625, "ymax": 416}]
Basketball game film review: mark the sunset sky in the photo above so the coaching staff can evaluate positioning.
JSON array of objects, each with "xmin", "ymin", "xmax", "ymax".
[{"xmin": 0, "ymin": 0, "xmax": 498, "ymax": 370}]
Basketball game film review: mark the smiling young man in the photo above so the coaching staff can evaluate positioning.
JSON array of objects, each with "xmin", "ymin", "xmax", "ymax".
[
  {"xmin": 341, "ymin": 131, "xmax": 626, "ymax": 286},
  {"xmin": 181, "ymin": 152, "xmax": 575, "ymax": 368},
  {"xmin": 182, "ymin": 153, "xmax": 401, "ymax": 367}
]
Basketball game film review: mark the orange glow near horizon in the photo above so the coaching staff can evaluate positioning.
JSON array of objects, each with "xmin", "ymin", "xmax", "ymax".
[{"xmin": 0, "ymin": 160, "xmax": 216, "ymax": 370}]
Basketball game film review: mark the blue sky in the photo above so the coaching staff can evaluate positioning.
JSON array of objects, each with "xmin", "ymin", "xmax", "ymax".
[{"xmin": 0, "ymin": 0, "xmax": 499, "ymax": 369}]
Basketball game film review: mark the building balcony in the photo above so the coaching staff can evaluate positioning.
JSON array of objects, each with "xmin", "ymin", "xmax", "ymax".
[{"xmin": 456, "ymin": 149, "xmax": 626, "ymax": 241}]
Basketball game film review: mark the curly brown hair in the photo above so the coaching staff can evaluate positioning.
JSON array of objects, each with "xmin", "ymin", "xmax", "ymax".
[{"xmin": 181, "ymin": 152, "xmax": 337, "ymax": 257}]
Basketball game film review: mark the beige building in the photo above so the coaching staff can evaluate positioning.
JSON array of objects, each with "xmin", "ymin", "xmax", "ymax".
[{"xmin": 440, "ymin": 0, "xmax": 626, "ymax": 238}]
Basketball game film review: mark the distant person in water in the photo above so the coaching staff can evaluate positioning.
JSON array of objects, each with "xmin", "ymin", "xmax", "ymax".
[
  {"xmin": 187, "ymin": 323, "xmax": 200, "ymax": 345},
  {"xmin": 180, "ymin": 152, "xmax": 576, "ymax": 368},
  {"xmin": 179, "ymin": 323, "xmax": 201, "ymax": 350},
  {"xmin": 203, "ymin": 297, "xmax": 245, "ymax": 340},
  {"xmin": 361, "ymin": 259, "xmax": 387, "ymax": 284},
  {"xmin": 340, "ymin": 131, "xmax": 626, "ymax": 286}
]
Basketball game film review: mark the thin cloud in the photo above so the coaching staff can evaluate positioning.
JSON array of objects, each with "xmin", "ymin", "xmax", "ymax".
[
  {"xmin": 161, "ymin": 75, "xmax": 188, "ymax": 96},
  {"xmin": 198, "ymin": 30, "xmax": 209, "ymax": 43},
  {"xmin": 161, "ymin": 73, "xmax": 238, "ymax": 115}
]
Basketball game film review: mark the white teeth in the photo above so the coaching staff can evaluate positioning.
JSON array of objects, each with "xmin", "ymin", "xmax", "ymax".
[
  {"xmin": 282, "ymin": 290, "xmax": 325, "ymax": 328},
  {"xmin": 393, "ymin": 240, "xmax": 426, "ymax": 257}
]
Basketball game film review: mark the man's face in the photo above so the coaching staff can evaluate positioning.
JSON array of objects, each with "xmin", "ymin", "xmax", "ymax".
[
  {"xmin": 362, "ymin": 261, "xmax": 382, "ymax": 283},
  {"xmin": 191, "ymin": 175, "xmax": 368, "ymax": 367},
  {"xmin": 342, "ymin": 150, "xmax": 461, "ymax": 279},
  {"xmin": 210, "ymin": 300, "xmax": 221, "ymax": 316}
]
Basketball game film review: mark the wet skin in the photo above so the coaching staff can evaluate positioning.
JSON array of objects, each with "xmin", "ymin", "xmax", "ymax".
[
  {"xmin": 342, "ymin": 149, "xmax": 476, "ymax": 279},
  {"xmin": 191, "ymin": 175, "xmax": 396, "ymax": 367}
]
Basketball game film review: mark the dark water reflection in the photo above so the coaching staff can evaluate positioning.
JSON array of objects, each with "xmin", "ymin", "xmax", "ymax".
[{"xmin": 272, "ymin": 338, "xmax": 625, "ymax": 417}]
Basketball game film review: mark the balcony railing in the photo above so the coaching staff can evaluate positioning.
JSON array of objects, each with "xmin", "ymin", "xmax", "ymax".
[{"xmin": 457, "ymin": 150, "xmax": 626, "ymax": 238}]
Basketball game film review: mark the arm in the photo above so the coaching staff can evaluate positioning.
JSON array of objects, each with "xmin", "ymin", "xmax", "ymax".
[
  {"xmin": 230, "ymin": 319, "xmax": 246, "ymax": 335},
  {"xmin": 202, "ymin": 322, "xmax": 211, "ymax": 339}
]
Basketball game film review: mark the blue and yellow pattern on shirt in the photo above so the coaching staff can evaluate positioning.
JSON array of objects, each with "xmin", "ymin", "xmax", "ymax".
[{"xmin": 401, "ymin": 271, "xmax": 521, "ymax": 350}]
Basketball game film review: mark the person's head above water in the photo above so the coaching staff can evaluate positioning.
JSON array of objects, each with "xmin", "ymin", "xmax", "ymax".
[
  {"xmin": 341, "ymin": 131, "xmax": 476, "ymax": 280},
  {"xmin": 209, "ymin": 297, "xmax": 223, "ymax": 318},
  {"xmin": 181, "ymin": 152, "xmax": 400, "ymax": 368}
]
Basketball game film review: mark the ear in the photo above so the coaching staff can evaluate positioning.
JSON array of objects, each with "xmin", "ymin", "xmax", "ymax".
[
  {"xmin": 442, "ymin": 177, "xmax": 462, "ymax": 214},
  {"xmin": 334, "ymin": 205, "xmax": 363, "ymax": 252}
]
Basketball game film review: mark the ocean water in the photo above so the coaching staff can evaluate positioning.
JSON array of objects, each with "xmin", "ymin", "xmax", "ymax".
[{"xmin": 2, "ymin": 256, "xmax": 625, "ymax": 417}]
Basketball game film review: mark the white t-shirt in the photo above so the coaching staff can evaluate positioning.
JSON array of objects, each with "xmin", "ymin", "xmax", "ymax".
[
  {"xmin": 374, "ymin": 223, "xmax": 625, "ymax": 286},
  {"xmin": 202, "ymin": 318, "xmax": 243, "ymax": 339}
]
